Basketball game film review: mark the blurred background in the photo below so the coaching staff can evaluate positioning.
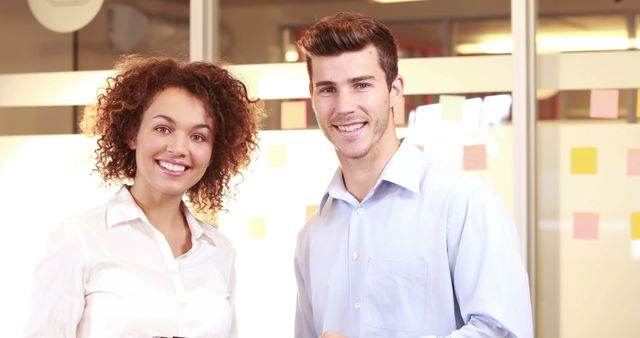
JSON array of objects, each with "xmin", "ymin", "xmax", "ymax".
[{"xmin": 1, "ymin": 0, "xmax": 639, "ymax": 337}]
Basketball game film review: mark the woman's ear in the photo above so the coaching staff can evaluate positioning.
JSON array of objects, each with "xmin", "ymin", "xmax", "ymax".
[{"xmin": 126, "ymin": 133, "xmax": 137, "ymax": 150}]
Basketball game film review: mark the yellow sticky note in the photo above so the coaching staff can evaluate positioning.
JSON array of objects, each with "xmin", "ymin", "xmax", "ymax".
[
  {"xmin": 631, "ymin": 213, "xmax": 640, "ymax": 240},
  {"xmin": 306, "ymin": 205, "xmax": 320, "ymax": 221},
  {"xmin": 440, "ymin": 95, "xmax": 465, "ymax": 121},
  {"xmin": 268, "ymin": 144, "xmax": 287, "ymax": 168},
  {"xmin": 393, "ymin": 95, "xmax": 406, "ymax": 126},
  {"xmin": 571, "ymin": 147, "xmax": 597, "ymax": 174},
  {"xmin": 248, "ymin": 217, "xmax": 266, "ymax": 239},
  {"xmin": 281, "ymin": 101, "xmax": 308, "ymax": 129}
]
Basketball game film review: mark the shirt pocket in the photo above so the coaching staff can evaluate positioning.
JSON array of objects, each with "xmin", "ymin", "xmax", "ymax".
[{"xmin": 364, "ymin": 258, "xmax": 427, "ymax": 331}]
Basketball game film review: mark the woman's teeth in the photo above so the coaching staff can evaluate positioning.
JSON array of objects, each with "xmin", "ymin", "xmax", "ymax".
[{"xmin": 159, "ymin": 161, "xmax": 186, "ymax": 172}]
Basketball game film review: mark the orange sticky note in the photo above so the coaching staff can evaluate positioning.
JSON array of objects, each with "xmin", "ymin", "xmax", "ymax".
[
  {"xmin": 463, "ymin": 144, "xmax": 486, "ymax": 170},
  {"xmin": 589, "ymin": 89, "xmax": 619, "ymax": 119},
  {"xmin": 306, "ymin": 205, "xmax": 320, "ymax": 221},
  {"xmin": 631, "ymin": 213, "xmax": 640, "ymax": 240},
  {"xmin": 393, "ymin": 95, "xmax": 406, "ymax": 126},
  {"xmin": 573, "ymin": 212, "xmax": 599, "ymax": 240},
  {"xmin": 248, "ymin": 217, "xmax": 266, "ymax": 239},
  {"xmin": 628, "ymin": 149, "xmax": 640, "ymax": 176},
  {"xmin": 571, "ymin": 147, "xmax": 597, "ymax": 174},
  {"xmin": 268, "ymin": 144, "xmax": 287, "ymax": 168},
  {"xmin": 281, "ymin": 101, "xmax": 308, "ymax": 129},
  {"xmin": 440, "ymin": 95, "xmax": 465, "ymax": 121}
]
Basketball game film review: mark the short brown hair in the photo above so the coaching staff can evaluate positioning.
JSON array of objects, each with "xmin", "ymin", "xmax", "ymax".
[
  {"xmin": 84, "ymin": 55, "xmax": 262, "ymax": 213},
  {"xmin": 296, "ymin": 12, "xmax": 398, "ymax": 89}
]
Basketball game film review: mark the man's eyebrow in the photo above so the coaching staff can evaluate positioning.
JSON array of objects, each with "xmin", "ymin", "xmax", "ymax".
[
  {"xmin": 348, "ymin": 75, "xmax": 375, "ymax": 83},
  {"xmin": 314, "ymin": 75, "xmax": 375, "ymax": 87}
]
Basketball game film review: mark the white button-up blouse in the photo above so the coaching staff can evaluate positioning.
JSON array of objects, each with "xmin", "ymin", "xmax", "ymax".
[{"xmin": 25, "ymin": 186, "xmax": 236, "ymax": 338}]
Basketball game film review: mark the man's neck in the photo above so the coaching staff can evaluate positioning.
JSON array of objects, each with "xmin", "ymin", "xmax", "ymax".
[{"xmin": 340, "ymin": 137, "xmax": 401, "ymax": 202}]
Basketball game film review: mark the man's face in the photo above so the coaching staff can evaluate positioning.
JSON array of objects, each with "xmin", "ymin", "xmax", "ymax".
[{"xmin": 309, "ymin": 45, "xmax": 402, "ymax": 162}]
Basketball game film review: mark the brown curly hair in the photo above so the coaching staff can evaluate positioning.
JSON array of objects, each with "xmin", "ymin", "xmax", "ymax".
[{"xmin": 83, "ymin": 55, "xmax": 262, "ymax": 213}]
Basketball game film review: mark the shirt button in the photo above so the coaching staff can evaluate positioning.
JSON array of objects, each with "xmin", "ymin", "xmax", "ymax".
[
  {"xmin": 354, "ymin": 302, "xmax": 361, "ymax": 310},
  {"xmin": 352, "ymin": 252, "xmax": 359, "ymax": 260},
  {"xmin": 356, "ymin": 208, "xmax": 364, "ymax": 215},
  {"xmin": 170, "ymin": 268, "xmax": 178, "ymax": 276},
  {"xmin": 179, "ymin": 301, "xmax": 187, "ymax": 308}
]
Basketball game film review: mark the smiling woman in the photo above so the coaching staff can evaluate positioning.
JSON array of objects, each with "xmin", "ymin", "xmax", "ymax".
[{"xmin": 23, "ymin": 55, "xmax": 263, "ymax": 338}]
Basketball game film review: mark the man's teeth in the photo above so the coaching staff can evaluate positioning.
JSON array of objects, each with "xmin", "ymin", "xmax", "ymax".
[
  {"xmin": 337, "ymin": 123, "xmax": 364, "ymax": 132},
  {"xmin": 159, "ymin": 161, "xmax": 186, "ymax": 172}
]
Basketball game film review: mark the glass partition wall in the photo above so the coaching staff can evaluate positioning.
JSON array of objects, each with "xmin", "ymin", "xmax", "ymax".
[{"xmin": 2, "ymin": 0, "xmax": 640, "ymax": 337}]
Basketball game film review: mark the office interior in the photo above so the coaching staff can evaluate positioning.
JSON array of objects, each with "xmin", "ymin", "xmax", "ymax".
[{"xmin": 1, "ymin": 0, "xmax": 639, "ymax": 337}]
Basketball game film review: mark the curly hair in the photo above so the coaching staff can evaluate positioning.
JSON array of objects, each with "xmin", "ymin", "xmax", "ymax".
[{"xmin": 83, "ymin": 55, "xmax": 262, "ymax": 213}]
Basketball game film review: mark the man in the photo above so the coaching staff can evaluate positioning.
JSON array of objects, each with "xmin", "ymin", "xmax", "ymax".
[{"xmin": 294, "ymin": 12, "xmax": 533, "ymax": 338}]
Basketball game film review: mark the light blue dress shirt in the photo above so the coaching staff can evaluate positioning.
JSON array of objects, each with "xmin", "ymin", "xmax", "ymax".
[{"xmin": 294, "ymin": 139, "xmax": 533, "ymax": 338}]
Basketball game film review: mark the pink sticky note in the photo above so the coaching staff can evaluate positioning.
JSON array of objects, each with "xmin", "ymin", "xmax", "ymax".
[
  {"xmin": 628, "ymin": 149, "xmax": 640, "ymax": 176},
  {"xmin": 463, "ymin": 144, "xmax": 486, "ymax": 170},
  {"xmin": 589, "ymin": 89, "xmax": 619, "ymax": 119},
  {"xmin": 573, "ymin": 212, "xmax": 599, "ymax": 240}
]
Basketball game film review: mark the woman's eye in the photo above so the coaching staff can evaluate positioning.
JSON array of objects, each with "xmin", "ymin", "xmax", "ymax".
[
  {"xmin": 192, "ymin": 134, "xmax": 206, "ymax": 142},
  {"xmin": 155, "ymin": 126, "xmax": 170, "ymax": 134}
]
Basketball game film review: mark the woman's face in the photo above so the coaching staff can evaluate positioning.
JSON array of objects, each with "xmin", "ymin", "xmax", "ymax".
[{"xmin": 128, "ymin": 87, "xmax": 214, "ymax": 201}]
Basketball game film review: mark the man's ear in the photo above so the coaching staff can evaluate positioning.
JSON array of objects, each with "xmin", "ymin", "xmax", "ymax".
[
  {"xmin": 389, "ymin": 75, "xmax": 404, "ymax": 108},
  {"xmin": 308, "ymin": 82, "xmax": 313, "ymax": 97}
]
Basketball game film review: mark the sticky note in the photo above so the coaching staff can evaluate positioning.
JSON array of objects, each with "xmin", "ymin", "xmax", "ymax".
[
  {"xmin": 280, "ymin": 101, "xmax": 308, "ymax": 129},
  {"xmin": 248, "ymin": 217, "xmax": 266, "ymax": 239},
  {"xmin": 632, "ymin": 213, "xmax": 640, "ymax": 240},
  {"xmin": 463, "ymin": 144, "xmax": 486, "ymax": 170},
  {"xmin": 393, "ymin": 95, "xmax": 406, "ymax": 126},
  {"xmin": 268, "ymin": 144, "xmax": 287, "ymax": 168},
  {"xmin": 570, "ymin": 147, "xmax": 597, "ymax": 174},
  {"xmin": 306, "ymin": 205, "xmax": 320, "ymax": 221},
  {"xmin": 628, "ymin": 149, "xmax": 640, "ymax": 176},
  {"xmin": 440, "ymin": 95, "xmax": 465, "ymax": 121},
  {"xmin": 589, "ymin": 89, "xmax": 619, "ymax": 119},
  {"xmin": 573, "ymin": 212, "xmax": 599, "ymax": 240}
]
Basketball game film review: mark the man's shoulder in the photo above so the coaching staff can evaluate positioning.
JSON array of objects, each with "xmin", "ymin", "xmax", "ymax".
[{"xmin": 421, "ymin": 157, "xmax": 488, "ymax": 192}]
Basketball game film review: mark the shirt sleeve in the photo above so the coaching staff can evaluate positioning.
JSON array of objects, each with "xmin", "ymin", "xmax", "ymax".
[
  {"xmin": 294, "ymin": 229, "xmax": 316, "ymax": 338},
  {"xmin": 443, "ymin": 187, "xmax": 534, "ymax": 338},
  {"xmin": 24, "ymin": 223, "xmax": 87, "ymax": 338}
]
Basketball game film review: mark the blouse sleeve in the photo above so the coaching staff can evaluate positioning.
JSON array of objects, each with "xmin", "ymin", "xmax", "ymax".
[{"xmin": 24, "ymin": 223, "xmax": 87, "ymax": 338}]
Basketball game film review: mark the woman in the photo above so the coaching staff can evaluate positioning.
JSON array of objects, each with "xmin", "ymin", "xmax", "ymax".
[{"xmin": 24, "ymin": 55, "xmax": 262, "ymax": 338}]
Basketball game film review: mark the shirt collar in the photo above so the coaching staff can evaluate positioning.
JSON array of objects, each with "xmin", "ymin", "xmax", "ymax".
[
  {"xmin": 105, "ymin": 186, "xmax": 216, "ymax": 244},
  {"xmin": 319, "ymin": 139, "xmax": 423, "ymax": 213},
  {"xmin": 378, "ymin": 138, "xmax": 423, "ymax": 194}
]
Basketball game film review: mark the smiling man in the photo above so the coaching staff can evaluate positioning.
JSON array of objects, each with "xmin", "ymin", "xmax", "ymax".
[{"xmin": 294, "ymin": 12, "xmax": 533, "ymax": 338}]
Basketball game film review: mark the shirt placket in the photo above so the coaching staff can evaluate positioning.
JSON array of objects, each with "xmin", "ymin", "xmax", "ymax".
[
  {"xmin": 348, "ymin": 204, "xmax": 366, "ymax": 334},
  {"xmin": 150, "ymin": 228, "xmax": 191, "ymax": 337}
]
